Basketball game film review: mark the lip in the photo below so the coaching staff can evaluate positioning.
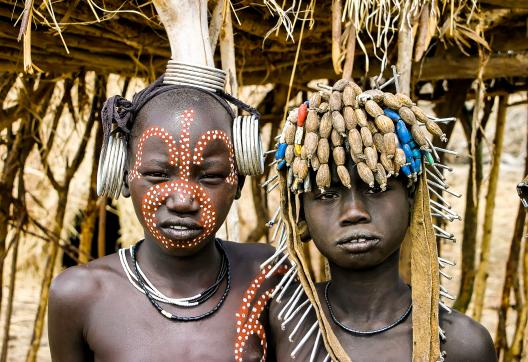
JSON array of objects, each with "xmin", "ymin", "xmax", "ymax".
[
  {"xmin": 336, "ymin": 232, "xmax": 382, "ymax": 254},
  {"xmin": 158, "ymin": 219, "xmax": 203, "ymax": 241}
]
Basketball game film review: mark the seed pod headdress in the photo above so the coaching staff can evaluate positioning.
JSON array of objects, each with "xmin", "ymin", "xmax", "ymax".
[{"xmin": 262, "ymin": 72, "xmax": 459, "ymax": 361}]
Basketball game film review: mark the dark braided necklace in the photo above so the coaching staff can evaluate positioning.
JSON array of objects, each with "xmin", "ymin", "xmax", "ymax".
[
  {"xmin": 324, "ymin": 281, "xmax": 412, "ymax": 335},
  {"xmin": 131, "ymin": 239, "xmax": 231, "ymax": 321}
]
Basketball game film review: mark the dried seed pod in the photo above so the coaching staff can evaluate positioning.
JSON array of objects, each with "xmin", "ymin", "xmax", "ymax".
[
  {"xmin": 306, "ymin": 110, "xmax": 320, "ymax": 133},
  {"xmin": 410, "ymin": 105, "xmax": 428, "ymax": 123},
  {"xmin": 425, "ymin": 119, "xmax": 447, "ymax": 142},
  {"xmin": 365, "ymin": 99, "xmax": 384, "ymax": 117},
  {"xmin": 317, "ymin": 138, "xmax": 330, "ymax": 163},
  {"xmin": 311, "ymin": 155, "xmax": 320, "ymax": 171},
  {"xmin": 284, "ymin": 123, "xmax": 296, "ymax": 144},
  {"xmin": 285, "ymin": 145, "xmax": 295, "ymax": 165},
  {"xmin": 331, "ymin": 129, "xmax": 343, "ymax": 146},
  {"xmin": 380, "ymin": 153, "xmax": 394, "ymax": 175},
  {"xmin": 365, "ymin": 89, "xmax": 384, "ymax": 102},
  {"xmin": 304, "ymin": 132, "xmax": 319, "ymax": 159},
  {"xmin": 360, "ymin": 127, "xmax": 373, "ymax": 147},
  {"xmin": 375, "ymin": 114, "xmax": 395, "ymax": 134},
  {"xmin": 329, "ymin": 91, "xmax": 343, "ymax": 111},
  {"xmin": 319, "ymin": 112, "xmax": 332, "ymax": 138},
  {"xmin": 309, "ymin": 92, "xmax": 322, "ymax": 109},
  {"xmin": 297, "ymin": 159, "xmax": 309, "ymax": 180},
  {"xmin": 343, "ymin": 106, "xmax": 357, "ymax": 130},
  {"xmin": 394, "ymin": 148, "xmax": 406, "ymax": 169},
  {"xmin": 318, "ymin": 102, "xmax": 329, "ymax": 114},
  {"xmin": 399, "ymin": 106, "xmax": 417, "ymax": 125},
  {"xmin": 337, "ymin": 165, "xmax": 351, "ymax": 188},
  {"xmin": 331, "ymin": 111, "xmax": 346, "ymax": 135},
  {"xmin": 373, "ymin": 132, "xmax": 385, "ymax": 153},
  {"xmin": 354, "ymin": 108, "xmax": 369, "ymax": 127},
  {"xmin": 300, "ymin": 145, "xmax": 308, "ymax": 160},
  {"xmin": 342, "ymin": 85, "xmax": 357, "ymax": 107},
  {"xmin": 384, "ymin": 133, "xmax": 396, "ymax": 159},
  {"xmin": 364, "ymin": 146, "xmax": 378, "ymax": 171},
  {"xmin": 367, "ymin": 120, "xmax": 378, "ymax": 135},
  {"xmin": 375, "ymin": 163, "xmax": 387, "ymax": 190},
  {"xmin": 383, "ymin": 93, "xmax": 402, "ymax": 109},
  {"xmin": 357, "ymin": 162, "xmax": 375, "ymax": 187},
  {"xmin": 348, "ymin": 128, "xmax": 363, "ymax": 156},
  {"xmin": 292, "ymin": 157, "xmax": 301, "ymax": 177},
  {"xmin": 350, "ymin": 82, "xmax": 363, "ymax": 96},
  {"xmin": 333, "ymin": 146, "xmax": 346, "ymax": 165},
  {"xmin": 411, "ymin": 124, "xmax": 428, "ymax": 149},
  {"xmin": 395, "ymin": 93, "xmax": 415, "ymax": 107},
  {"xmin": 316, "ymin": 163, "xmax": 331, "ymax": 189},
  {"xmin": 333, "ymin": 79, "xmax": 350, "ymax": 91},
  {"xmin": 350, "ymin": 151, "xmax": 362, "ymax": 164}
]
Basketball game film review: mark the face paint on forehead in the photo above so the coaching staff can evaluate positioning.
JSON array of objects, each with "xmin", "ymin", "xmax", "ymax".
[{"xmin": 129, "ymin": 108, "xmax": 237, "ymax": 249}]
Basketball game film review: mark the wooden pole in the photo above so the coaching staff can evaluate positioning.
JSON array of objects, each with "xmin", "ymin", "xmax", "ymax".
[
  {"xmin": 152, "ymin": 0, "xmax": 214, "ymax": 66},
  {"xmin": 331, "ymin": 0, "xmax": 342, "ymax": 75},
  {"xmin": 396, "ymin": 2, "xmax": 416, "ymax": 96},
  {"xmin": 472, "ymin": 94, "xmax": 509, "ymax": 320},
  {"xmin": 341, "ymin": 23, "xmax": 356, "ymax": 81}
]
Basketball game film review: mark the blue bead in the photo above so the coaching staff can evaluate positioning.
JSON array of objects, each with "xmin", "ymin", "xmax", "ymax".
[
  {"xmin": 384, "ymin": 108, "xmax": 400, "ymax": 122},
  {"xmin": 408, "ymin": 140, "xmax": 417, "ymax": 149},
  {"xmin": 275, "ymin": 143, "xmax": 287, "ymax": 160},
  {"xmin": 400, "ymin": 164, "xmax": 412, "ymax": 176},
  {"xmin": 413, "ymin": 159, "xmax": 422, "ymax": 174},
  {"xmin": 277, "ymin": 159, "xmax": 286, "ymax": 170},
  {"xmin": 304, "ymin": 100, "xmax": 310, "ymax": 107},
  {"xmin": 412, "ymin": 148, "xmax": 422, "ymax": 160},
  {"xmin": 396, "ymin": 120, "xmax": 412, "ymax": 144},
  {"xmin": 402, "ymin": 143, "xmax": 414, "ymax": 164}
]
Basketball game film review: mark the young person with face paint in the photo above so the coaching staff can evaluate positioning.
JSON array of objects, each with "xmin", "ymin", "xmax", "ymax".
[
  {"xmin": 48, "ymin": 78, "xmax": 279, "ymax": 361},
  {"xmin": 264, "ymin": 80, "xmax": 497, "ymax": 361}
]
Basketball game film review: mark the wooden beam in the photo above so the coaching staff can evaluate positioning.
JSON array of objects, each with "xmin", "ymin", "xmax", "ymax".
[{"xmin": 480, "ymin": 0, "xmax": 528, "ymax": 8}]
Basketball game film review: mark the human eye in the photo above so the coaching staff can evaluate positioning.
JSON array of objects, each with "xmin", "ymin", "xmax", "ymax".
[
  {"xmin": 141, "ymin": 170, "xmax": 169, "ymax": 180},
  {"xmin": 366, "ymin": 185, "xmax": 390, "ymax": 194},
  {"xmin": 200, "ymin": 171, "xmax": 227, "ymax": 184},
  {"xmin": 316, "ymin": 191, "xmax": 339, "ymax": 200}
]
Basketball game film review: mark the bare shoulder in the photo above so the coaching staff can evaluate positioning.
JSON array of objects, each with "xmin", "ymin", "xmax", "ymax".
[
  {"xmin": 441, "ymin": 309, "xmax": 497, "ymax": 362},
  {"xmin": 221, "ymin": 240, "xmax": 276, "ymax": 267},
  {"xmin": 49, "ymin": 253, "xmax": 122, "ymax": 313}
]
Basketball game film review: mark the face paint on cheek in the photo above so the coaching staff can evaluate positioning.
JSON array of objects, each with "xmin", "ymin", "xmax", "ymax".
[
  {"xmin": 130, "ymin": 109, "xmax": 235, "ymax": 249},
  {"xmin": 141, "ymin": 180, "xmax": 217, "ymax": 248}
]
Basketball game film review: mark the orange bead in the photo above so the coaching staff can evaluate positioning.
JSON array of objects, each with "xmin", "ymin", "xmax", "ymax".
[{"xmin": 297, "ymin": 103, "xmax": 307, "ymax": 127}]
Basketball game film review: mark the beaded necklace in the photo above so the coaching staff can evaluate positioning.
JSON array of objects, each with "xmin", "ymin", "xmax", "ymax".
[
  {"xmin": 325, "ymin": 282, "xmax": 412, "ymax": 335},
  {"xmin": 130, "ymin": 239, "xmax": 231, "ymax": 321}
]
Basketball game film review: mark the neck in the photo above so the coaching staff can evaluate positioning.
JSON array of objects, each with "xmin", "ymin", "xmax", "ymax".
[
  {"xmin": 327, "ymin": 250, "xmax": 410, "ymax": 323},
  {"xmin": 135, "ymin": 235, "xmax": 222, "ymax": 297}
]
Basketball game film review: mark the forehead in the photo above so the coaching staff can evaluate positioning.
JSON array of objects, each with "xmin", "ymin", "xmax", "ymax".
[{"xmin": 131, "ymin": 88, "xmax": 233, "ymax": 145}]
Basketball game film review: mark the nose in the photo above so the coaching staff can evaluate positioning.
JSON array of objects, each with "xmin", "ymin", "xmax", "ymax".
[
  {"xmin": 165, "ymin": 190, "xmax": 200, "ymax": 214},
  {"xmin": 339, "ymin": 189, "xmax": 371, "ymax": 226}
]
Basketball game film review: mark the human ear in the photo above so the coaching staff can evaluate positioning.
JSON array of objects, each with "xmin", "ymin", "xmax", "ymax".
[
  {"xmin": 122, "ymin": 170, "xmax": 131, "ymax": 198},
  {"xmin": 235, "ymin": 175, "xmax": 245, "ymax": 200},
  {"xmin": 296, "ymin": 219, "xmax": 311, "ymax": 242}
]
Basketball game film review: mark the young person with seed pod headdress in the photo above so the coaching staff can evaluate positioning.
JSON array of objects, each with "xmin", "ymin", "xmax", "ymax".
[
  {"xmin": 261, "ymin": 77, "xmax": 497, "ymax": 361},
  {"xmin": 47, "ymin": 2, "xmax": 284, "ymax": 359}
]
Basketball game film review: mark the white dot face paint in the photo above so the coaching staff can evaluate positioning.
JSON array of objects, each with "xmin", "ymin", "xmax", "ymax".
[{"xmin": 129, "ymin": 109, "xmax": 237, "ymax": 249}]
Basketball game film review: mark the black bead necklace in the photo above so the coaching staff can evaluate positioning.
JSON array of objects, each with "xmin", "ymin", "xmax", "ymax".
[
  {"xmin": 324, "ymin": 281, "xmax": 412, "ymax": 335},
  {"xmin": 131, "ymin": 239, "xmax": 231, "ymax": 321}
]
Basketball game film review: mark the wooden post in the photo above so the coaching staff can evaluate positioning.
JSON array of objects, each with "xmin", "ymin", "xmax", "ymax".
[
  {"xmin": 396, "ymin": 2, "xmax": 416, "ymax": 96},
  {"xmin": 153, "ymin": 0, "xmax": 214, "ymax": 66},
  {"xmin": 472, "ymin": 94, "xmax": 508, "ymax": 320}
]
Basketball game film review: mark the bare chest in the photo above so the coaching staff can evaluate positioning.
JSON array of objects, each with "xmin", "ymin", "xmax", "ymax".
[{"xmin": 84, "ymin": 278, "xmax": 267, "ymax": 362}]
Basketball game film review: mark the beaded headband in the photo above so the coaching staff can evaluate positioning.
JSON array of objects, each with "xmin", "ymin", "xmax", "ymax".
[
  {"xmin": 261, "ymin": 69, "xmax": 459, "ymax": 361},
  {"xmin": 97, "ymin": 62, "xmax": 264, "ymax": 199}
]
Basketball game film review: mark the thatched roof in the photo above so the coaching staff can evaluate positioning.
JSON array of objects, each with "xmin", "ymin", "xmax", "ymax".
[{"xmin": 0, "ymin": 0, "xmax": 527, "ymax": 86}]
